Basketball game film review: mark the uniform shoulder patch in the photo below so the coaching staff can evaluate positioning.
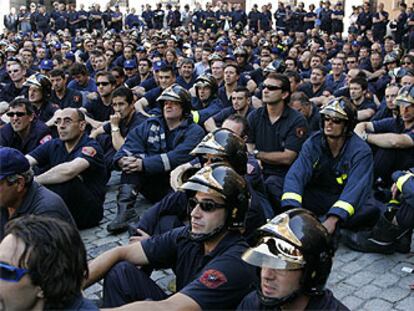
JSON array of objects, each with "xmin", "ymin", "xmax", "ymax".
[
  {"xmin": 39, "ymin": 134, "xmax": 52, "ymax": 144},
  {"xmin": 81, "ymin": 146, "xmax": 96, "ymax": 157},
  {"xmin": 296, "ymin": 127, "xmax": 307, "ymax": 138},
  {"xmin": 73, "ymin": 95, "xmax": 81, "ymax": 103},
  {"xmin": 199, "ymin": 269, "xmax": 228, "ymax": 289}
]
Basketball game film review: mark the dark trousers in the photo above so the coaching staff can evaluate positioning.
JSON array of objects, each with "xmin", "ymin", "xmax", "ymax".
[
  {"xmin": 47, "ymin": 178, "xmax": 103, "ymax": 229},
  {"xmin": 264, "ymin": 174, "xmax": 285, "ymax": 213},
  {"xmin": 374, "ymin": 148, "xmax": 414, "ymax": 186},
  {"xmin": 103, "ymin": 261, "xmax": 168, "ymax": 307},
  {"xmin": 121, "ymin": 172, "xmax": 172, "ymax": 203}
]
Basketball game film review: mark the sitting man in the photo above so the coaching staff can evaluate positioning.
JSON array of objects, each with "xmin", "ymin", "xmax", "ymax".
[
  {"xmin": 238, "ymin": 208, "xmax": 348, "ymax": 310},
  {"xmin": 85, "ymin": 164, "xmax": 256, "ymax": 309},
  {"xmin": 26, "ymin": 108, "xmax": 106, "ymax": 229},
  {"xmin": 109, "ymin": 84, "xmax": 204, "ymax": 233},
  {"xmin": 0, "ymin": 215, "xmax": 98, "ymax": 309},
  {"xmin": 281, "ymin": 97, "xmax": 375, "ymax": 234},
  {"xmin": 0, "ymin": 147, "xmax": 73, "ymax": 239},
  {"xmin": 0, "ymin": 98, "xmax": 51, "ymax": 154}
]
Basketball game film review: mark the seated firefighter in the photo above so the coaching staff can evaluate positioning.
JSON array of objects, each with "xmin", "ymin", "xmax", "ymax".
[
  {"xmin": 85, "ymin": 164, "xmax": 257, "ymax": 309},
  {"xmin": 237, "ymin": 208, "xmax": 348, "ymax": 311},
  {"xmin": 108, "ymin": 84, "xmax": 205, "ymax": 233}
]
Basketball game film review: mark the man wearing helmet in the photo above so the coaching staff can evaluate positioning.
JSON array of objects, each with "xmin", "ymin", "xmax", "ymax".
[
  {"xmin": 281, "ymin": 97, "xmax": 375, "ymax": 234},
  {"xmin": 85, "ymin": 164, "xmax": 256, "ymax": 309},
  {"xmin": 354, "ymin": 85, "xmax": 414, "ymax": 187},
  {"xmin": 237, "ymin": 209, "xmax": 348, "ymax": 310},
  {"xmin": 109, "ymin": 84, "xmax": 204, "ymax": 233}
]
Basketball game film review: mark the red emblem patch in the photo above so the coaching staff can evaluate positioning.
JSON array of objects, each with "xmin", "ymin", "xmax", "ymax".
[
  {"xmin": 39, "ymin": 134, "xmax": 52, "ymax": 144},
  {"xmin": 74, "ymin": 96, "xmax": 81, "ymax": 103},
  {"xmin": 296, "ymin": 127, "xmax": 306, "ymax": 138},
  {"xmin": 81, "ymin": 146, "xmax": 96, "ymax": 157},
  {"xmin": 199, "ymin": 269, "xmax": 228, "ymax": 289}
]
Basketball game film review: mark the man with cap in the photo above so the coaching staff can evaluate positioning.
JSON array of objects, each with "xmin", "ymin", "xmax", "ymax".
[
  {"xmin": 123, "ymin": 59, "xmax": 138, "ymax": 80},
  {"xmin": 125, "ymin": 58, "xmax": 152, "ymax": 89},
  {"xmin": 354, "ymin": 85, "xmax": 414, "ymax": 188},
  {"xmin": 0, "ymin": 98, "xmax": 51, "ymax": 154},
  {"xmin": 26, "ymin": 108, "xmax": 106, "ymax": 229},
  {"xmin": 0, "ymin": 147, "xmax": 73, "ymax": 240},
  {"xmin": 237, "ymin": 209, "xmax": 348, "ymax": 310},
  {"xmin": 85, "ymin": 163, "xmax": 256, "ymax": 309},
  {"xmin": 108, "ymin": 85, "xmax": 204, "ymax": 233},
  {"xmin": 50, "ymin": 69, "xmax": 83, "ymax": 109},
  {"xmin": 39, "ymin": 59, "xmax": 53, "ymax": 76},
  {"xmin": 281, "ymin": 97, "xmax": 375, "ymax": 234}
]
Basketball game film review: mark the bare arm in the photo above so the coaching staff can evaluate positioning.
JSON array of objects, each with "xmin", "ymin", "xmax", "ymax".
[
  {"xmin": 34, "ymin": 158, "xmax": 90, "ymax": 185},
  {"xmin": 86, "ymin": 242, "xmax": 149, "ymax": 289},
  {"xmin": 367, "ymin": 133, "xmax": 414, "ymax": 149},
  {"xmin": 111, "ymin": 130, "xmax": 126, "ymax": 151},
  {"xmin": 354, "ymin": 121, "xmax": 374, "ymax": 136},
  {"xmin": 246, "ymin": 80, "xmax": 257, "ymax": 93},
  {"xmin": 203, "ymin": 117, "xmax": 218, "ymax": 133},
  {"xmin": 357, "ymin": 108, "xmax": 375, "ymax": 121},
  {"xmin": 134, "ymin": 97, "xmax": 151, "ymax": 118},
  {"xmin": 89, "ymin": 126, "xmax": 105, "ymax": 139},
  {"xmin": 256, "ymin": 149, "xmax": 298, "ymax": 166},
  {"xmin": 25, "ymin": 155, "xmax": 38, "ymax": 167}
]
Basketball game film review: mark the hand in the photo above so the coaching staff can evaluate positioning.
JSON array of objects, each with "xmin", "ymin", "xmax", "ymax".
[
  {"xmin": 110, "ymin": 112, "xmax": 121, "ymax": 127},
  {"xmin": 353, "ymin": 126, "xmax": 366, "ymax": 138},
  {"xmin": 391, "ymin": 183, "xmax": 400, "ymax": 200},
  {"xmin": 124, "ymin": 158, "xmax": 143, "ymax": 173},
  {"xmin": 322, "ymin": 216, "xmax": 339, "ymax": 234},
  {"xmin": 86, "ymin": 92, "xmax": 98, "ymax": 101},
  {"xmin": 129, "ymin": 229, "xmax": 150, "ymax": 244},
  {"xmin": 118, "ymin": 156, "xmax": 137, "ymax": 170}
]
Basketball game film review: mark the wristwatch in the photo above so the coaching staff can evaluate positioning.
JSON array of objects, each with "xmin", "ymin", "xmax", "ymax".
[
  {"xmin": 253, "ymin": 149, "xmax": 259, "ymax": 158},
  {"xmin": 361, "ymin": 132, "xmax": 369, "ymax": 141},
  {"xmin": 111, "ymin": 127, "xmax": 120, "ymax": 133}
]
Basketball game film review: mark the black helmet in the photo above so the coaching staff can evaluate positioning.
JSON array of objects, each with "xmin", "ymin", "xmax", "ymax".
[
  {"xmin": 242, "ymin": 208, "xmax": 334, "ymax": 307},
  {"xmin": 191, "ymin": 128, "xmax": 247, "ymax": 175},
  {"xmin": 179, "ymin": 163, "xmax": 248, "ymax": 241},
  {"xmin": 319, "ymin": 96, "xmax": 357, "ymax": 136},
  {"xmin": 157, "ymin": 83, "xmax": 192, "ymax": 117},
  {"xmin": 263, "ymin": 59, "xmax": 286, "ymax": 74},
  {"xmin": 194, "ymin": 74, "xmax": 218, "ymax": 98},
  {"xmin": 24, "ymin": 73, "xmax": 52, "ymax": 100}
]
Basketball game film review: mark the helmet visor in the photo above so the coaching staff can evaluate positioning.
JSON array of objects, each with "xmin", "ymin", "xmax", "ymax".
[
  {"xmin": 242, "ymin": 236, "xmax": 305, "ymax": 270},
  {"xmin": 179, "ymin": 165, "xmax": 225, "ymax": 198},
  {"xmin": 320, "ymin": 99, "xmax": 349, "ymax": 120},
  {"xmin": 191, "ymin": 133, "xmax": 226, "ymax": 156}
]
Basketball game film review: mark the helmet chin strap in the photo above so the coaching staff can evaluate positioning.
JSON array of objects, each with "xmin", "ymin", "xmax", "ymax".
[
  {"xmin": 257, "ymin": 285, "xmax": 302, "ymax": 310},
  {"xmin": 189, "ymin": 223, "xmax": 226, "ymax": 242}
]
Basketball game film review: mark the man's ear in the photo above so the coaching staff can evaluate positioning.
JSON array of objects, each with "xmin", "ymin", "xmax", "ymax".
[{"xmin": 35, "ymin": 286, "xmax": 44, "ymax": 299}]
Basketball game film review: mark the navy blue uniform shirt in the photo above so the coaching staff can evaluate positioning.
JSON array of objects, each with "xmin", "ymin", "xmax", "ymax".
[
  {"xmin": 84, "ymin": 97, "xmax": 113, "ymax": 122},
  {"xmin": 50, "ymin": 88, "xmax": 83, "ymax": 109}
]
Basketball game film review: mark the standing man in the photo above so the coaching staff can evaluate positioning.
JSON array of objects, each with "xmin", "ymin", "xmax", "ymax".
[
  {"xmin": 26, "ymin": 108, "xmax": 106, "ymax": 229},
  {"xmin": 247, "ymin": 73, "xmax": 308, "ymax": 209}
]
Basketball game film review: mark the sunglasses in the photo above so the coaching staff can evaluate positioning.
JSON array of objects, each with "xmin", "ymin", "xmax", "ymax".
[
  {"xmin": 96, "ymin": 81, "xmax": 111, "ymax": 86},
  {"xmin": 188, "ymin": 197, "xmax": 226, "ymax": 212},
  {"xmin": 323, "ymin": 116, "xmax": 344, "ymax": 124},
  {"xmin": 0, "ymin": 262, "xmax": 28, "ymax": 283},
  {"xmin": 263, "ymin": 83, "xmax": 283, "ymax": 91},
  {"xmin": 202, "ymin": 155, "xmax": 225, "ymax": 164},
  {"xmin": 6, "ymin": 111, "xmax": 27, "ymax": 117},
  {"xmin": 7, "ymin": 69, "xmax": 20, "ymax": 74},
  {"xmin": 347, "ymin": 61, "xmax": 356, "ymax": 64}
]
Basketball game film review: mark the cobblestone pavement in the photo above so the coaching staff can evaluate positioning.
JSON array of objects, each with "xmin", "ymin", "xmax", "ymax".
[{"xmin": 81, "ymin": 174, "xmax": 414, "ymax": 310}]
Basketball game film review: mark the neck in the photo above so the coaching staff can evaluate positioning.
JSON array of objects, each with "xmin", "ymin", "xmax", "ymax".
[
  {"xmin": 17, "ymin": 124, "xmax": 32, "ymax": 140},
  {"xmin": 353, "ymin": 96, "xmax": 364, "ymax": 106},
  {"xmin": 404, "ymin": 119, "xmax": 414, "ymax": 129},
  {"xmin": 183, "ymin": 75, "xmax": 192, "ymax": 83},
  {"xmin": 312, "ymin": 83, "xmax": 322, "ymax": 92},
  {"xmin": 140, "ymin": 72, "xmax": 150, "ymax": 80},
  {"xmin": 326, "ymin": 135, "xmax": 345, "ymax": 157},
  {"xmin": 14, "ymin": 79, "xmax": 24, "ymax": 88},
  {"xmin": 31, "ymin": 101, "xmax": 43, "ymax": 110},
  {"xmin": 101, "ymin": 95, "xmax": 112, "ymax": 106},
  {"xmin": 7, "ymin": 189, "xmax": 28, "ymax": 216},
  {"xmin": 204, "ymin": 231, "xmax": 227, "ymax": 254},
  {"xmin": 281, "ymin": 294, "xmax": 310, "ymax": 311},
  {"xmin": 266, "ymin": 102, "xmax": 285, "ymax": 122},
  {"xmin": 55, "ymin": 88, "xmax": 66, "ymax": 99},
  {"xmin": 64, "ymin": 134, "xmax": 83, "ymax": 153},
  {"xmin": 166, "ymin": 117, "xmax": 182, "ymax": 130},
  {"xmin": 225, "ymin": 82, "xmax": 237, "ymax": 94},
  {"xmin": 237, "ymin": 105, "xmax": 250, "ymax": 117}
]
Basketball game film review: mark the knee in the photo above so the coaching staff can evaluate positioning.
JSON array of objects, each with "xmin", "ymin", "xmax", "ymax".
[{"xmin": 104, "ymin": 261, "xmax": 138, "ymax": 286}]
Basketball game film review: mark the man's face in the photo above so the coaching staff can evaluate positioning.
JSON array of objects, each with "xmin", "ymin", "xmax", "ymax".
[
  {"xmin": 190, "ymin": 192, "xmax": 226, "ymax": 235},
  {"xmin": 332, "ymin": 59, "xmax": 344, "ymax": 75},
  {"xmin": 370, "ymin": 54, "xmax": 382, "ymax": 69},
  {"xmin": 285, "ymin": 60, "xmax": 296, "ymax": 71},
  {"xmin": 197, "ymin": 85, "xmax": 212, "ymax": 101},
  {"xmin": 163, "ymin": 100, "xmax": 183, "ymax": 121},
  {"xmin": 222, "ymin": 119, "xmax": 244, "ymax": 138},
  {"xmin": 56, "ymin": 109, "xmax": 85, "ymax": 142},
  {"xmin": 310, "ymin": 69, "xmax": 324, "ymax": 86},
  {"xmin": 323, "ymin": 114, "xmax": 346, "ymax": 138},
  {"xmin": 232, "ymin": 91, "xmax": 249, "ymax": 112},
  {"xmin": 180, "ymin": 63, "xmax": 194, "ymax": 79},
  {"xmin": 346, "ymin": 57, "xmax": 358, "ymax": 69},
  {"xmin": 28, "ymin": 86, "xmax": 43, "ymax": 103},
  {"xmin": 310, "ymin": 57, "xmax": 321, "ymax": 68},
  {"xmin": 211, "ymin": 61, "xmax": 224, "ymax": 81},
  {"xmin": 112, "ymin": 96, "xmax": 133, "ymax": 120},
  {"xmin": 224, "ymin": 66, "xmax": 239, "ymax": 86},
  {"xmin": 401, "ymin": 75, "xmax": 414, "ymax": 87},
  {"xmin": 261, "ymin": 267, "xmax": 302, "ymax": 299},
  {"xmin": 97, "ymin": 76, "xmax": 115, "ymax": 97},
  {"xmin": 400, "ymin": 104, "xmax": 414, "ymax": 124},
  {"xmin": 22, "ymin": 51, "xmax": 33, "ymax": 66},
  {"xmin": 73, "ymin": 73, "xmax": 88, "ymax": 86},
  {"xmin": 384, "ymin": 86, "xmax": 399, "ymax": 110},
  {"xmin": 349, "ymin": 83, "xmax": 364, "ymax": 101},
  {"xmin": 138, "ymin": 61, "xmax": 150, "ymax": 76},
  {"xmin": 124, "ymin": 47, "xmax": 133, "ymax": 59},
  {"xmin": 0, "ymin": 234, "xmax": 42, "ymax": 310},
  {"xmin": 290, "ymin": 100, "xmax": 311, "ymax": 118},
  {"xmin": 260, "ymin": 56, "xmax": 272, "ymax": 70},
  {"xmin": 8, "ymin": 105, "xmax": 33, "ymax": 133},
  {"xmin": 36, "ymin": 48, "xmax": 46, "ymax": 60},
  {"xmin": 8, "ymin": 64, "xmax": 26, "ymax": 83},
  {"xmin": 114, "ymin": 42, "xmax": 123, "ymax": 53},
  {"xmin": 50, "ymin": 75, "xmax": 66, "ymax": 92},
  {"xmin": 158, "ymin": 71, "xmax": 175, "ymax": 90},
  {"xmin": 201, "ymin": 51, "xmax": 211, "ymax": 63},
  {"xmin": 93, "ymin": 56, "xmax": 106, "ymax": 71},
  {"xmin": 262, "ymin": 78, "xmax": 285, "ymax": 105},
  {"xmin": 124, "ymin": 67, "xmax": 137, "ymax": 78}
]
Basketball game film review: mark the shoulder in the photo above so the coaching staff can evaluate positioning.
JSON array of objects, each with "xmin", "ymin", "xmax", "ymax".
[
  {"xmin": 308, "ymin": 289, "xmax": 350, "ymax": 311},
  {"xmin": 237, "ymin": 291, "xmax": 261, "ymax": 310}
]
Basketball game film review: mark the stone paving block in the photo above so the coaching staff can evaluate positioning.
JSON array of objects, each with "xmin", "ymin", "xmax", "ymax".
[
  {"xmin": 362, "ymin": 298, "xmax": 393, "ymax": 311},
  {"xmin": 380, "ymin": 287, "xmax": 410, "ymax": 303},
  {"xmin": 84, "ymin": 283, "xmax": 102, "ymax": 297},
  {"xmin": 395, "ymin": 296, "xmax": 414, "ymax": 311},
  {"xmin": 336, "ymin": 249, "xmax": 361, "ymax": 263},
  {"xmin": 391, "ymin": 262, "xmax": 414, "ymax": 277},
  {"xmin": 88, "ymin": 242, "xmax": 119, "ymax": 259},
  {"xmin": 371, "ymin": 272, "xmax": 401, "ymax": 288},
  {"xmin": 397, "ymin": 275, "xmax": 414, "ymax": 290},
  {"xmin": 327, "ymin": 271, "xmax": 347, "ymax": 286},
  {"xmin": 366, "ymin": 258, "xmax": 399, "ymax": 274},
  {"xmin": 344, "ymin": 271, "xmax": 375, "ymax": 288},
  {"xmin": 353, "ymin": 284, "xmax": 382, "ymax": 300},
  {"xmin": 341, "ymin": 295, "xmax": 364, "ymax": 310},
  {"xmin": 330, "ymin": 282, "xmax": 355, "ymax": 300},
  {"xmin": 93, "ymin": 236, "xmax": 122, "ymax": 247},
  {"xmin": 340, "ymin": 260, "xmax": 364, "ymax": 274}
]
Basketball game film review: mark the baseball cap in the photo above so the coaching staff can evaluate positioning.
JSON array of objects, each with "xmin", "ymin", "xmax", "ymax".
[
  {"xmin": 65, "ymin": 51, "xmax": 75, "ymax": 62},
  {"xmin": 0, "ymin": 147, "xmax": 30, "ymax": 180},
  {"xmin": 40, "ymin": 59, "xmax": 53, "ymax": 71},
  {"xmin": 153, "ymin": 60, "xmax": 167, "ymax": 71},
  {"xmin": 123, "ymin": 59, "xmax": 137, "ymax": 69}
]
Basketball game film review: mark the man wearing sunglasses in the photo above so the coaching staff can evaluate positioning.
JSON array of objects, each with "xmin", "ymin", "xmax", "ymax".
[
  {"xmin": 0, "ymin": 98, "xmax": 51, "ymax": 154},
  {"xmin": 85, "ymin": 164, "xmax": 256, "ymax": 310},
  {"xmin": 238, "ymin": 209, "xmax": 347, "ymax": 310},
  {"xmin": 0, "ymin": 215, "xmax": 97, "ymax": 310},
  {"xmin": 281, "ymin": 97, "xmax": 375, "ymax": 235}
]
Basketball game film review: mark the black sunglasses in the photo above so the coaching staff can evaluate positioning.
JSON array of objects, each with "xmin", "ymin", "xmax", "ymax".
[
  {"xmin": 323, "ymin": 116, "xmax": 344, "ymax": 124},
  {"xmin": 96, "ymin": 81, "xmax": 111, "ymax": 86},
  {"xmin": 6, "ymin": 111, "xmax": 27, "ymax": 117},
  {"xmin": 263, "ymin": 83, "xmax": 283, "ymax": 91},
  {"xmin": 188, "ymin": 197, "xmax": 226, "ymax": 212}
]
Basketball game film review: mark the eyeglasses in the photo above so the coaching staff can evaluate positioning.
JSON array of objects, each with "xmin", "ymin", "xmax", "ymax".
[
  {"xmin": 404, "ymin": 62, "xmax": 412, "ymax": 65},
  {"xmin": 263, "ymin": 83, "xmax": 283, "ymax": 91},
  {"xmin": 0, "ymin": 262, "xmax": 28, "ymax": 283},
  {"xmin": 6, "ymin": 111, "xmax": 27, "ymax": 117},
  {"xmin": 323, "ymin": 116, "xmax": 344, "ymax": 124},
  {"xmin": 96, "ymin": 81, "xmax": 111, "ymax": 86},
  {"xmin": 188, "ymin": 197, "xmax": 226, "ymax": 212}
]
